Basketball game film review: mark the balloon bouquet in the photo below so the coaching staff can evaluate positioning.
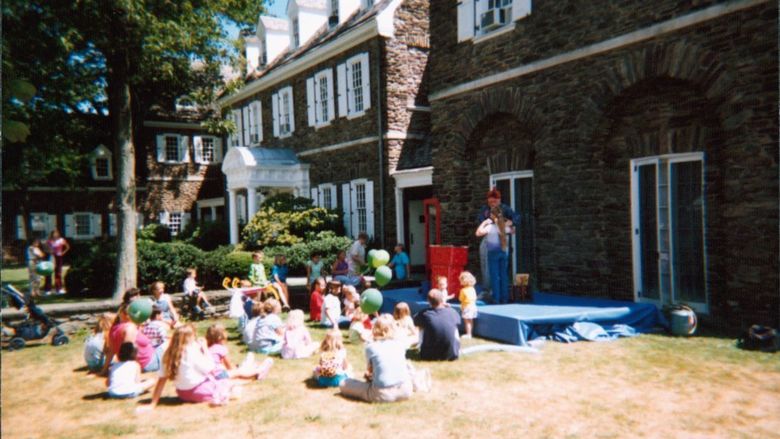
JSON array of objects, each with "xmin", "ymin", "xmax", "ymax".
[{"xmin": 359, "ymin": 249, "xmax": 393, "ymax": 314}]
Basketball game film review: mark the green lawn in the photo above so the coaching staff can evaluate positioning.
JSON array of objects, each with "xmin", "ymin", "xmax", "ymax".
[
  {"xmin": 2, "ymin": 316, "xmax": 778, "ymax": 439},
  {"xmin": 1, "ymin": 265, "xmax": 95, "ymax": 305}
]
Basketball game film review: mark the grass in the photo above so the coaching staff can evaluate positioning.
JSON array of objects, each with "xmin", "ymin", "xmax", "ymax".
[
  {"xmin": 2, "ymin": 317, "xmax": 779, "ymax": 439},
  {"xmin": 1, "ymin": 265, "xmax": 102, "ymax": 305}
]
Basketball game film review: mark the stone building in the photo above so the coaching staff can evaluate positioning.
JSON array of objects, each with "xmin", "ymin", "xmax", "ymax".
[
  {"xmin": 428, "ymin": 0, "xmax": 778, "ymax": 325},
  {"xmin": 218, "ymin": 0, "xmax": 432, "ymax": 269},
  {"xmin": 2, "ymin": 105, "xmax": 226, "ymax": 259}
]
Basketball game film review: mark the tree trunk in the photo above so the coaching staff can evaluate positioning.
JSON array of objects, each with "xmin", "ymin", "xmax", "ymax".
[{"xmin": 109, "ymin": 50, "xmax": 137, "ymax": 300}]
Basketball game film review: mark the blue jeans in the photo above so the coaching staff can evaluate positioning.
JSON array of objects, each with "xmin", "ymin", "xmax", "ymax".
[{"xmin": 488, "ymin": 250, "xmax": 509, "ymax": 304}]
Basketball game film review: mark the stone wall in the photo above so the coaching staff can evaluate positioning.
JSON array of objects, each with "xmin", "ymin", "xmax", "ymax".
[{"xmin": 429, "ymin": 2, "xmax": 778, "ymax": 326}]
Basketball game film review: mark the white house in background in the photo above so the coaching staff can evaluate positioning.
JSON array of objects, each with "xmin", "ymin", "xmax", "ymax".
[{"xmin": 218, "ymin": 0, "xmax": 432, "ymax": 270}]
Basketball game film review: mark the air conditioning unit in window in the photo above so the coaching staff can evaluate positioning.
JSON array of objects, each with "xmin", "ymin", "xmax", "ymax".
[{"xmin": 481, "ymin": 6, "xmax": 511, "ymax": 31}]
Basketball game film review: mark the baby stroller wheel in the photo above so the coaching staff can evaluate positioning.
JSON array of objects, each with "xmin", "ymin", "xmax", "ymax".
[
  {"xmin": 52, "ymin": 334, "xmax": 69, "ymax": 346},
  {"xmin": 9, "ymin": 337, "xmax": 26, "ymax": 350}
]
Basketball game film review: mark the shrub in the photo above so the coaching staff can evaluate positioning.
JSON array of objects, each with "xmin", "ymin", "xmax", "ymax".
[
  {"xmin": 64, "ymin": 241, "xmax": 117, "ymax": 298},
  {"xmin": 262, "ymin": 231, "xmax": 352, "ymax": 276},
  {"xmin": 179, "ymin": 220, "xmax": 229, "ymax": 251},
  {"xmin": 200, "ymin": 245, "xmax": 256, "ymax": 288},
  {"xmin": 241, "ymin": 194, "xmax": 341, "ymax": 249},
  {"xmin": 136, "ymin": 240, "xmax": 205, "ymax": 292},
  {"xmin": 138, "ymin": 223, "xmax": 171, "ymax": 242}
]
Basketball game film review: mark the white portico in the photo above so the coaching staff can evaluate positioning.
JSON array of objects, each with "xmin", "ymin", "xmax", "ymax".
[{"xmin": 221, "ymin": 146, "xmax": 310, "ymax": 244}]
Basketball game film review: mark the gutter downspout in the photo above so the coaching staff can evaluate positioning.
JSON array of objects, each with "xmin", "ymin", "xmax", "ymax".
[{"xmin": 376, "ymin": 42, "xmax": 385, "ymax": 248}]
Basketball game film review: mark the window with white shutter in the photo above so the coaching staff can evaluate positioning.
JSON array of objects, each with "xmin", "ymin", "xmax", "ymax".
[
  {"xmin": 231, "ymin": 109, "xmax": 243, "ymax": 147},
  {"xmin": 347, "ymin": 179, "xmax": 374, "ymax": 239},
  {"xmin": 67, "ymin": 212, "xmax": 98, "ymax": 240},
  {"xmin": 276, "ymin": 86, "xmax": 294, "ymax": 137},
  {"xmin": 250, "ymin": 100, "xmax": 262, "ymax": 144},
  {"xmin": 242, "ymin": 106, "xmax": 251, "ymax": 145},
  {"xmin": 194, "ymin": 136, "xmax": 221, "ymax": 164},
  {"xmin": 161, "ymin": 211, "xmax": 188, "ymax": 236},
  {"xmin": 345, "ymin": 53, "xmax": 370, "ymax": 118},
  {"xmin": 308, "ymin": 69, "xmax": 335, "ymax": 127},
  {"xmin": 156, "ymin": 134, "xmax": 188, "ymax": 163},
  {"xmin": 310, "ymin": 187, "xmax": 320, "ymax": 207},
  {"xmin": 318, "ymin": 183, "xmax": 337, "ymax": 209}
]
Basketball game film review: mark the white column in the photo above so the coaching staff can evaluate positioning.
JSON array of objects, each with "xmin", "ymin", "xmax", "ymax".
[
  {"xmin": 394, "ymin": 186, "xmax": 404, "ymax": 244},
  {"xmin": 247, "ymin": 187, "xmax": 257, "ymax": 220},
  {"xmin": 228, "ymin": 189, "xmax": 239, "ymax": 244}
]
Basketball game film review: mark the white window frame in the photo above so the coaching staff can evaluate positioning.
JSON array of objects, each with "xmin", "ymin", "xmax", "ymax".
[
  {"xmin": 273, "ymin": 86, "xmax": 295, "ymax": 138},
  {"xmin": 249, "ymin": 100, "xmax": 262, "ymax": 144},
  {"xmin": 318, "ymin": 183, "xmax": 337, "ymax": 209},
  {"xmin": 308, "ymin": 69, "xmax": 335, "ymax": 128},
  {"xmin": 160, "ymin": 211, "xmax": 190, "ymax": 237},
  {"xmin": 156, "ymin": 134, "xmax": 190, "ymax": 164},
  {"xmin": 65, "ymin": 212, "xmax": 101, "ymax": 240},
  {"xmin": 339, "ymin": 53, "xmax": 370, "ymax": 119},
  {"xmin": 90, "ymin": 144, "xmax": 113, "ymax": 181},
  {"xmin": 194, "ymin": 135, "xmax": 222, "ymax": 164},
  {"xmin": 489, "ymin": 170, "xmax": 534, "ymax": 279},
  {"xmin": 347, "ymin": 178, "xmax": 374, "ymax": 239},
  {"xmin": 457, "ymin": 0, "xmax": 531, "ymax": 43}
]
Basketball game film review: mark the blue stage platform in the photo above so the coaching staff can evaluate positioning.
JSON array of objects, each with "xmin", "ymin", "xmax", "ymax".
[{"xmin": 379, "ymin": 289, "xmax": 663, "ymax": 346}]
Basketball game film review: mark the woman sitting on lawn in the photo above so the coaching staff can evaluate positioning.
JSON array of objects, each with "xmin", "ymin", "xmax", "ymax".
[
  {"xmin": 101, "ymin": 289, "xmax": 165, "ymax": 376},
  {"xmin": 340, "ymin": 314, "xmax": 418, "ymax": 403},
  {"xmin": 146, "ymin": 324, "xmax": 237, "ymax": 408}
]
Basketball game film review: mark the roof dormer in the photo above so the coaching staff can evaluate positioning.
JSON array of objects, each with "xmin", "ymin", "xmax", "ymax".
[
  {"xmin": 244, "ymin": 32, "xmax": 262, "ymax": 74},
  {"xmin": 329, "ymin": 0, "xmax": 360, "ymax": 27},
  {"xmin": 287, "ymin": 0, "xmax": 328, "ymax": 49},
  {"xmin": 258, "ymin": 16, "xmax": 290, "ymax": 66}
]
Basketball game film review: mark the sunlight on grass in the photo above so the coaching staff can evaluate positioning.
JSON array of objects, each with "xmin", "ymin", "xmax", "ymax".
[{"xmin": 2, "ymin": 317, "xmax": 779, "ymax": 438}]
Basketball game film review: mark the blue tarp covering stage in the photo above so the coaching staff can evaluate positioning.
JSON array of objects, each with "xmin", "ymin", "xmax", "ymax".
[{"xmin": 379, "ymin": 289, "xmax": 663, "ymax": 346}]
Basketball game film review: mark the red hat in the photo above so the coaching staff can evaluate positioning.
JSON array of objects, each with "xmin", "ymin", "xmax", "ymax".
[{"xmin": 487, "ymin": 187, "xmax": 501, "ymax": 200}]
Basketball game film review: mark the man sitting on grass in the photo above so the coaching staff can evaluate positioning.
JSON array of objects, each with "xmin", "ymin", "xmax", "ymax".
[{"xmin": 413, "ymin": 289, "xmax": 461, "ymax": 361}]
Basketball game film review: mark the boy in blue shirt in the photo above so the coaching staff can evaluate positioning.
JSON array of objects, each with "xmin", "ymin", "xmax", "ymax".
[{"xmin": 388, "ymin": 243, "xmax": 411, "ymax": 281}]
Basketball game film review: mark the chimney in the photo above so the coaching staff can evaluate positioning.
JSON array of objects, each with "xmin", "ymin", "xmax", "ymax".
[
  {"xmin": 287, "ymin": 0, "xmax": 328, "ymax": 49},
  {"xmin": 258, "ymin": 16, "xmax": 290, "ymax": 65}
]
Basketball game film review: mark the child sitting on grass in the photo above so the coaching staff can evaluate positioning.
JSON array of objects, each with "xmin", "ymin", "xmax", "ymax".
[
  {"xmin": 183, "ymin": 268, "xmax": 211, "ymax": 317},
  {"xmin": 321, "ymin": 280, "xmax": 349, "ymax": 328},
  {"xmin": 206, "ymin": 323, "xmax": 273, "ymax": 380},
  {"xmin": 246, "ymin": 299, "xmax": 285, "ymax": 354},
  {"xmin": 84, "ymin": 312, "xmax": 115, "ymax": 373},
  {"xmin": 313, "ymin": 329, "xmax": 351, "ymax": 387},
  {"xmin": 309, "ymin": 277, "xmax": 326, "ymax": 322},
  {"xmin": 281, "ymin": 310, "xmax": 317, "ymax": 359},
  {"xmin": 150, "ymin": 281, "xmax": 179, "ymax": 327},
  {"xmin": 458, "ymin": 271, "xmax": 478, "ymax": 339},
  {"xmin": 341, "ymin": 285, "xmax": 360, "ymax": 327},
  {"xmin": 349, "ymin": 309, "xmax": 374, "ymax": 344},
  {"xmin": 107, "ymin": 342, "xmax": 155, "ymax": 399},
  {"xmin": 144, "ymin": 324, "xmax": 238, "ymax": 410},
  {"xmin": 393, "ymin": 302, "xmax": 419, "ymax": 349}
]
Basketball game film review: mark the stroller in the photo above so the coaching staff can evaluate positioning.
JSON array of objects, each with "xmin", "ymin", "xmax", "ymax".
[{"xmin": 1, "ymin": 283, "xmax": 69, "ymax": 350}]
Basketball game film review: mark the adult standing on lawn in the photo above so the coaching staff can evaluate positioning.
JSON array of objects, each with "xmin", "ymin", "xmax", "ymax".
[
  {"xmin": 475, "ymin": 188, "xmax": 517, "ymax": 301},
  {"xmin": 43, "ymin": 228, "xmax": 70, "ymax": 295},
  {"xmin": 413, "ymin": 289, "xmax": 461, "ymax": 361},
  {"xmin": 101, "ymin": 288, "xmax": 165, "ymax": 376},
  {"xmin": 476, "ymin": 206, "xmax": 514, "ymax": 305},
  {"xmin": 345, "ymin": 232, "xmax": 368, "ymax": 286}
]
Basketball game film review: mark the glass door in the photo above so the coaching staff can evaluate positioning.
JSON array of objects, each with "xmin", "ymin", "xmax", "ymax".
[
  {"xmin": 631, "ymin": 153, "xmax": 708, "ymax": 312},
  {"xmin": 489, "ymin": 171, "xmax": 534, "ymax": 283}
]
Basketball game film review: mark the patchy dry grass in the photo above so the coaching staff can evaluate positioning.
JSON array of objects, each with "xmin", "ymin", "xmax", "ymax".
[{"xmin": 2, "ymin": 318, "xmax": 779, "ymax": 439}]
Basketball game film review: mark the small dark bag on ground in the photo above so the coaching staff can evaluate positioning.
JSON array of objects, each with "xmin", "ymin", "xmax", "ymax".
[{"xmin": 737, "ymin": 325, "xmax": 779, "ymax": 352}]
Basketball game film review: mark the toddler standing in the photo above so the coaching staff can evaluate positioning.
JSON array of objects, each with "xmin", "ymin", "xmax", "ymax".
[
  {"xmin": 281, "ymin": 310, "xmax": 318, "ymax": 359},
  {"xmin": 459, "ymin": 271, "xmax": 478, "ymax": 339}
]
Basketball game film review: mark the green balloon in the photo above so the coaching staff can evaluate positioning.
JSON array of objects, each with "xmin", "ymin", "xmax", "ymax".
[
  {"xmin": 367, "ymin": 249, "xmax": 377, "ymax": 268},
  {"xmin": 372, "ymin": 249, "xmax": 390, "ymax": 268},
  {"xmin": 35, "ymin": 261, "xmax": 54, "ymax": 276},
  {"xmin": 374, "ymin": 265, "xmax": 393, "ymax": 287},
  {"xmin": 128, "ymin": 298, "xmax": 153, "ymax": 324},
  {"xmin": 360, "ymin": 288, "xmax": 383, "ymax": 314}
]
